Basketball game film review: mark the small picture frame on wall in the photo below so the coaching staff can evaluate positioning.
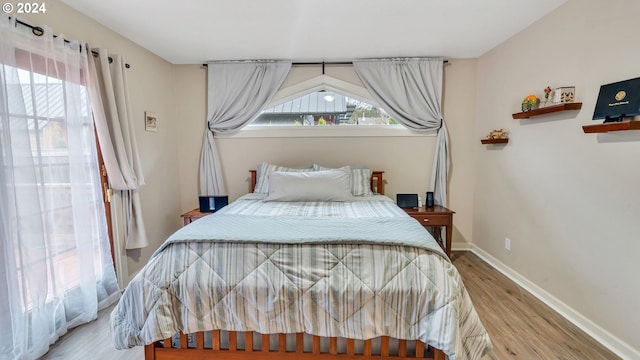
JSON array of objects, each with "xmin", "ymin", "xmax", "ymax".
[{"xmin": 145, "ymin": 111, "xmax": 157, "ymax": 132}]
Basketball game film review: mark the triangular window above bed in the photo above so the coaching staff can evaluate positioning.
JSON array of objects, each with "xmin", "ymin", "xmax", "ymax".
[{"xmin": 250, "ymin": 91, "xmax": 396, "ymax": 127}]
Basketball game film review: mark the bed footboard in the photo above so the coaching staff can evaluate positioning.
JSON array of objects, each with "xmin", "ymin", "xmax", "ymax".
[{"xmin": 145, "ymin": 331, "xmax": 446, "ymax": 360}]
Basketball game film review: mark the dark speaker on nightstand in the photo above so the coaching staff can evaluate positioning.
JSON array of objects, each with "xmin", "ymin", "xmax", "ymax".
[
  {"xmin": 199, "ymin": 196, "xmax": 228, "ymax": 213},
  {"xmin": 426, "ymin": 191, "xmax": 435, "ymax": 207}
]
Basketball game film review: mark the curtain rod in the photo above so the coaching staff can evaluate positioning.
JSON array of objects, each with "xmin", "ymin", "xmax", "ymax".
[
  {"xmin": 202, "ymin": 59, "xmax": 448, "ymax": 68},
  {"xmin": 10, "ymin": 16, "xmax": 131, "ymax": 69},
  {"xmin": 292, "ymin": 60, "xmax": 449, "ymax": 75},
  {"xmin": 291, "ymin": 60, "xmax": 449, "ymax": 65}
]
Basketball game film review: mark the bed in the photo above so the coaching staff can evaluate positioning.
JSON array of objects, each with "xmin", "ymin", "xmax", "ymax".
[{"xmin": 110, "ymin": 165, "xmax": 491, "ymax": 360}]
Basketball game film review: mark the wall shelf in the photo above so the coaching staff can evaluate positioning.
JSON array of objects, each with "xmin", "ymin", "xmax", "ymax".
[
  {"xmin": 512, "ymin": 102, "xmax": 582, "ymax": 119},
  {"xmin": 582, "ymin": 121, "xmax": 640, "ymax": 133},
  {"xmin": 481, "ymin": 138, "xmax": 509, "ymax": 144}
]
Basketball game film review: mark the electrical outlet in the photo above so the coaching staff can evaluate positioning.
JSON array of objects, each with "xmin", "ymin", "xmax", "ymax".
[{"xmin": 505, "ymin": 237, "xmax": 511, "ymax": 251}]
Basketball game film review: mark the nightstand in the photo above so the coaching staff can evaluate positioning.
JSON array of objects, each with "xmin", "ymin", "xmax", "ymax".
[
  {"xmin": 180, "ymin": 208, "xmax": 210, "ymax": 226},
  {"xmin": 404, "ymin": 206, "xmax": 455, "ymax": 257}
]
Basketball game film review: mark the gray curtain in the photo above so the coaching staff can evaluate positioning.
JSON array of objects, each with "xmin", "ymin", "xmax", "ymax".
[
  {"xmin": 87, "ymin": 48, "xmax": 148, "ymax": 249},
  {"xmin": 353, "ymin": 58, "xmax": 450, "ymax": 207},
  {"xmin": 200, "ymin": 60, "xmax": 291, "ymax": 195}
]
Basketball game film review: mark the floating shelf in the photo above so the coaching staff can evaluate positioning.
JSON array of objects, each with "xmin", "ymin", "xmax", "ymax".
[
  {"xmin": 582, "ymin": 121, "xmax": 640, "ymax": 133},
  {"xmin": 512, "ymin": 102, "xmax": 582, "ymax": 119},
  {"xmin": 481, "ymin": 138, "xmax": 509, "ymax": 144}
]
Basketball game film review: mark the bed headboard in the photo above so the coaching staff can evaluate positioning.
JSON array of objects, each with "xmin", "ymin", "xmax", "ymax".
[{"xmin": 249, "ymin": 170, "xmax": 385, "ymax": 195}]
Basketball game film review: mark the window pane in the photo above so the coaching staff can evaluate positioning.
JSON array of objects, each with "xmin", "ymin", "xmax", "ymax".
[
  {"xmin": 251, "ymin": 91, "xmax": 395, "ymax": 126},
  {"xmin": 2, "ymin": 64, "xmax": 101, "ymax": 310}
]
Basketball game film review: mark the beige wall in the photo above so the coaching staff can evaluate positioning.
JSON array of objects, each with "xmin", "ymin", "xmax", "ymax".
[
  {"xmin": 174, "ymin": 60, "xmax": 478, "ymax": 249},
  {"xmin": 23, "ymin": 1, "xmax": 184, "ymax": 281},
  {"xmin": 473, "ymin": 0, "xmax": 640, "ymax": 355},
  {"xmin": 443, "ymin": 59, "xmax": 477, "ymax": 246}
]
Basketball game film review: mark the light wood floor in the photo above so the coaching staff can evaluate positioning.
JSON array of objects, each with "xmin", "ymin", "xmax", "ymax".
[
  {"xmin": 453, "ymin": 251, "xmax": 619, "ymax": 359},
  {"xmin": 39, "ymin": 251, "xmax": 620, "ymax": 360}
]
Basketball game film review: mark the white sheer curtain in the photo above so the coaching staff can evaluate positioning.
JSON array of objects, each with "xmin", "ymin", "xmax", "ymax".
[
  {"xmin": 0, "ymin": 16, "xmax": 120, "ymax": 359},
  {"xmin": 200, "ymin": 60, "xmax": 290, "ymax": 195},
  {"xmin": 87, "ymin": 48, "xmax": 148, "ymax": 249},
  {"xmin": 353, "ymin": 58, "xmax": 450, "ymax": 206}
]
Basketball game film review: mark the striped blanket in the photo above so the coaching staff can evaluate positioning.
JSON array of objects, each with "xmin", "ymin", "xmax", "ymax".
[{"xmin": 110, "ymin": 195, "xmax": 491, "ymax": 359}]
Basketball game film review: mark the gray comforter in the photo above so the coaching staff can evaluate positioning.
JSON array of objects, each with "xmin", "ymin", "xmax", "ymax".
[{"xmin": 110, "ymin": 195, "xmax": 491, "ymax": 359}]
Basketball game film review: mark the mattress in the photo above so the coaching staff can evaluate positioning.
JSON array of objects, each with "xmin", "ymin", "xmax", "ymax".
[{"xmin": 110, "ymin": 194, "xmax": 491, "ymax": 360}]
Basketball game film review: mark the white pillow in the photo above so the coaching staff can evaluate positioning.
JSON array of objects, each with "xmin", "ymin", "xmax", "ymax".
[
  {"xmin": 313, "ymin": 164, "xmax": 373, "ymax": 196},
  {"xmin": 254, "ymin": 162, "xmax": 314, "ymax": 194},
  {"xmin": 265, "ymin": 168, "xmax": 353, "ymax": 202}
]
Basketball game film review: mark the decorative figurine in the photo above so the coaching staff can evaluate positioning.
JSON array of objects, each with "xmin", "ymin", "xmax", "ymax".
[
  {"xmin": 485, "ymin": 128, "xmax": 508, "ymax": 140},
  {"xmin": 521, "ymin": 95, "xmax": 540, "ymax": 112}
]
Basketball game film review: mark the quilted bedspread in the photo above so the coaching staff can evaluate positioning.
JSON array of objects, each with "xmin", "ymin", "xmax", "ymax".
[{"xmin": 110, "ymin": 195, "xmax": 491, "ymax": 360}]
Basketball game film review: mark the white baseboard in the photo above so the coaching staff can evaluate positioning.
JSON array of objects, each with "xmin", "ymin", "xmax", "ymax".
[
  {"xmin": 451, "ymin": 241, "xmax": 472, "ymax": 252},
  {"xmin": 470, "ymin": 245, "xmax": 638, "ymax": 360}
]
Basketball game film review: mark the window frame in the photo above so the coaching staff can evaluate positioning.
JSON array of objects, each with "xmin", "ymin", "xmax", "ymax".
[{"xmin": 229, "ymin": 75, "xmax": 436, "ymax": 139}]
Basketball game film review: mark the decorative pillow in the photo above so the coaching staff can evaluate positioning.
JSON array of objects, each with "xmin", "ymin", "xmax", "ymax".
[
  {"xmin": 254, "ymin": 162, "xmax": 314, "ymax": 194},
  {"xmin": 313, "ymin": 164, "xmax": 373, "ymax": 196},
  {"xmin": 265, "ymin": 168, "xmax": 352, "ymax": 202}
]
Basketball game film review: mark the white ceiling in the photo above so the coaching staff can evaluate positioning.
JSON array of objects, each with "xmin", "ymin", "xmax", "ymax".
[{"xmin": 60, "ymin": 0, "xmax": 567, "ymax": 65}]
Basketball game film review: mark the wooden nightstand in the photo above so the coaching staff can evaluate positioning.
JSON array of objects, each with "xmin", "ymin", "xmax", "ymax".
[
  {"xmin": 404, "ymin": 206, "xmax": 455, "ymax": 257},
  {"xmin": 180, "ymin": 208, "xmax": 211, "ymax": 226}
]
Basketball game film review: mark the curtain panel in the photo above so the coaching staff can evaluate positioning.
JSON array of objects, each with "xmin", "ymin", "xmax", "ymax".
[
  {"xmin": 0, "ymin": 15, "xmax": 120, "ymax": 359},
  {"xmin": 87, "ymin": 48, "xmax": 148, "ymax": 249},
  {"xmin": 199, "ymin": 60, "xmax": 291, "ymax": 195},
  {"xmin": 353, "ymin": 58, "xmax": 450, "ymax": 206}
]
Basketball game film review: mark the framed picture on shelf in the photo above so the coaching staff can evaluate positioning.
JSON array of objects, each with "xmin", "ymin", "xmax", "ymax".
[{"xmin": 145, "ymin": 111, "xmax": 157, "ymax": 132}]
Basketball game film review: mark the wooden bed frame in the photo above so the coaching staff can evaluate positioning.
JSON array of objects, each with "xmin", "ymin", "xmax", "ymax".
[
  {"xmin": 145, "ymin": 330, "xmax": 446, "ymax": 359},
  {"xmin": 144, "ymin": 170, "xmax": 446, "ymax": 360}
]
